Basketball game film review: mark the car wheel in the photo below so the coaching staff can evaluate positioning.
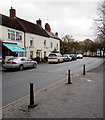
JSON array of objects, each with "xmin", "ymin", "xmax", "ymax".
[
  {"xmin": 19, "ymin": 65, "xmax": 24, "ymax": 71},
  {"xmin": 33, "ymin": 63, "xmax": 37, "ymax": 68}
]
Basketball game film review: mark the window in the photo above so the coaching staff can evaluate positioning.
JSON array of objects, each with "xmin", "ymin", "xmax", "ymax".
[
  {"xmin": 50, "ymin": 42, "xmax": 53, "ymax": 49},
  {"xmin": 8, "ymin": 29, "xmax": 22, "ymax": 41},
  {"xmin": 30, "ymin": 51, "xmax": 33, "ymax": 58},
  {"xmin": 11, "ymin": 31, "xmax": 15, "ymax": 40},
  {"xmin": 44, "ymin": 40, "xmax": 46, "ymax": 46},
  {"xmin": 16, "ymin": 32, "xmax": 22, "ymax": 41},
  {"xmin": 8, "ymin": 30, "xmax": 11, "ymax": 40},
  {"xmin": 36, "ymin": 50, "xmax": 41, "ymax": 57},
  {"xmin": 21, "ymin": 58, "xmax": 26, "ymax": 61},
  {"xmin": 30, "ymin": 40, "xmax": 33, "ymax": 46},
  {"xmin": 30, "ymin": 37, "xmax": 34, "ymax": 46},
  {"xmin": 56, "ymin": 43, "xmax": 58, "ymax": 50},
  {"xmin": 44, "ymin": 51, "xmax": 46, "ymax": 57}
]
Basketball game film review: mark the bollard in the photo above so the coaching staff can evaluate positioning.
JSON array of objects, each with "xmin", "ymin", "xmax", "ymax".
[
  {"xmin": 83, "ymin": 64, "xmax": 86, "ymax": 75},
  {"xmin": 28, "ymin": 83, "xmax": 36, "ymax": 108},
  {"xmin": 68, "ymin": 70, "xmax": 72, "ymax": 84}
]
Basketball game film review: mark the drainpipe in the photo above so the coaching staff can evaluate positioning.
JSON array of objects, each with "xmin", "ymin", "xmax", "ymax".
[{"xmin": 24, "ymin": 32, "xmax": 26, "ymax": 57}]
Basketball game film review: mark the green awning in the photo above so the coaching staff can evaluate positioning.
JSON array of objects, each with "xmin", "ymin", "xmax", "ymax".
[{"xmin": 3, "ymin": 43, "xmax": 26, "ymax": 52}]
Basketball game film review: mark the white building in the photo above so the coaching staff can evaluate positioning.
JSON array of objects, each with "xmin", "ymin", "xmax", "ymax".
[{"xmin": 0, "ymin": 7, "xmax": 60, "ymax": 59}]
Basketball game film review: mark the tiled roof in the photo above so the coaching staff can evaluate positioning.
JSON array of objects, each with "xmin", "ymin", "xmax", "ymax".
[
  {"xmin": 46, "ymin": 31, "xmax": 61, "ymax": 40},
  {"xmin": 0, "ymin": 14, "xmax": 24, "ymax": 32},
  {"xmin": 16, "ymin": 17, "xmax": 49, "ymax": 37},
  {"xmin": 0, "ymin": 14, "xmax": 49, "ymax": 37},
  {"xmin": 0, "ymin": 13, "xmax": 61, "ymax": 40}
]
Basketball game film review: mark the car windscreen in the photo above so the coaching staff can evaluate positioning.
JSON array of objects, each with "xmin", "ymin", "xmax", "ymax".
[
  {"xmin": 7, "ymin": 57, "xmax": 19, "ymax": 61},
  {"xmin": 49, "ymin": 54, "xmax": 57, "ymax": 57}
]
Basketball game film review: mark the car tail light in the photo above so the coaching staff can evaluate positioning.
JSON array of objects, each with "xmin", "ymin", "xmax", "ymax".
[{"xmin": 12, "ymin": 61, "xmax": 17, "ymax": 64}]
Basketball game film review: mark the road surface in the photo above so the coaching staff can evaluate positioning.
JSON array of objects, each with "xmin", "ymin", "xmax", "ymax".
[{"xmin": 2, "ymin": 57, "xmax": 103, "ymax": 106}]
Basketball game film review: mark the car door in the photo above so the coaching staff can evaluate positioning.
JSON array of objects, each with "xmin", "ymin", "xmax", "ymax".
[
  {"xmin": 20, "ymin": 58, "xmax": 28, "ymax": 68},
  {"xmin": 27, "ymin": 58, "xmax": 33, "ymax": 67}
]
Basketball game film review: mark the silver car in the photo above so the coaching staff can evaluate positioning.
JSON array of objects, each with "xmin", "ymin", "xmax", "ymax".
[
  {"xmin": 3, "ymin": 57, "xmax": 37, "ymax": 71},
  {"xmin": 0, "ymin": 57, "xmax": 2, "ymax": 67}
]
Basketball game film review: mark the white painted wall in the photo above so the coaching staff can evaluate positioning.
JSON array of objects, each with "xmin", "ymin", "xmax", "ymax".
[
  {"xmin": 0, "ymin": 25, "xmax": 60, "ymax": 58},
  {"xmin": 0, "ymin": 25, "xmax": 25, "ymax": 48},
  {"xmin": 25, "ymin": 33, "xmax": 60, "ymax": 58}
]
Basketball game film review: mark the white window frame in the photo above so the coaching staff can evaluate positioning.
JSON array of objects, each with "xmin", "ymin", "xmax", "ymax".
[
  {"xmin": 8, "ymin": 29, "xmax": 22, "ymax": 41},
  {"xmin": 44, "ymin": 40, "xmax": 46, "ymax": 47},
  {"xmin": 50, "ymin": 42, "xmax": 53, "ymax": 49},
  {"xmin": 30, "ymin": 37, "xmax": 34, "ymax": 46}
]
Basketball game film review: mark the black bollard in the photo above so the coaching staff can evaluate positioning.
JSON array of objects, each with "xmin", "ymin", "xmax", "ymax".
[
  {"xmin": 68, "ymin": 70, "xmax": 72, "ymax": 84},
  {"xmin": 83, "ymin": 65, "xmax": 86, "ymax": 75},
  {"xmin": 28, "ymin": 83, "xmax": 36, "ymax": 108}
]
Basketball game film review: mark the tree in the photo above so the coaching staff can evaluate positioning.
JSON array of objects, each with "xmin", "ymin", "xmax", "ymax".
[{"xmin": 95, "ymin": 1, "xmax": 105, "ymax": 56}]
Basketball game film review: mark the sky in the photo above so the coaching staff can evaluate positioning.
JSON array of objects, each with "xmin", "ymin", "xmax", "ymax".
[{"xmin": 0, "ymin": 0, "xmax": 102, "ymax": 41}]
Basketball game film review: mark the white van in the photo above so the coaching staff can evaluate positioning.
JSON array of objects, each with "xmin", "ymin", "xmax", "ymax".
[{"xmin": 48, "ymin": 53, "xmax": 63, "ymax": 63}]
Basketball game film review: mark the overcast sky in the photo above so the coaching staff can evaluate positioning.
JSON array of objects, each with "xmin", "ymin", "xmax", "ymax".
[{"xmin": 0, "ymin": 0, "xmax": 102, "ymax": 41}]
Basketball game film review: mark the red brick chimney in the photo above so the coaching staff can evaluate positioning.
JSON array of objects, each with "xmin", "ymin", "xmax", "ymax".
[
  {"xmin": 10, "ymin": 7, "xmax": 16, "ymax": 18},
  {"xmin": 36, "ymin": 19, "xmax": 42, "ymax": 26},
  {"xmin": 45, "ymin": 23, "xmax": 51, "ymax": 32}
]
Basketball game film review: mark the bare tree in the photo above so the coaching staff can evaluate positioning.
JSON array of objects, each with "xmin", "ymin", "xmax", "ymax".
[{"xmin": 95, "ymin": 1, "xmax": 105, "ymax": 56}]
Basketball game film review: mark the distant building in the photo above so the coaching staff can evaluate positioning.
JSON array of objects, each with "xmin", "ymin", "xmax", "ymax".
[
  {"xmin": 62, "ymin": 35, "xmax": 74, "ymax": 42},
  {"xmin": 0, "ymin": 7, "xmax": 60, "ymax": 59}
]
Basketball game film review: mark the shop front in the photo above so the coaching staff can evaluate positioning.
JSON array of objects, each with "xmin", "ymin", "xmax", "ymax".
[{"xmin": 2, "ymin": 42, "xmax": 26, "ymax": 60}]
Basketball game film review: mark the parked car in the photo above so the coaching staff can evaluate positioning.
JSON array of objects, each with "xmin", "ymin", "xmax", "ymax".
[
  {"xmin": 76, "ymin": 54, "xmax": 83, "ymax": 59},
  {"xmin": 0, "ymin": 56, "xmax": 2, "ymax": 67},
  {"xmin": 63, "ymin": 54, "xmax": 72, "ymax": 62},
  {"xmin": 69, "ymin": 54, "xmax": 77, "ymax": 60},
  {"xmin": 48, "ymin": 53, "xmax": 63, "ymax": 63},
  {"xmin": 2, "ymin": 57, "xmax": 37, "ymax": 71}
]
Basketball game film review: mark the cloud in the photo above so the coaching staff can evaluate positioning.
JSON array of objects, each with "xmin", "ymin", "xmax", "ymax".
[{"xmin": 0, "ymin": 0, "xmax": 100, "ymax": 41}]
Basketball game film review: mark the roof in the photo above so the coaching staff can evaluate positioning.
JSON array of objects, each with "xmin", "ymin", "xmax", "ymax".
[
  {"xmin": 0, "ymin": 14, "xmax": 24, "ymax": 32},
  {"xmin": 16, "ymin": 17, "xmax": 49, "ymax": 37},
  {"xmin": 0, "ymin": 14, "xmax": 49, "ymax": 37},
  {"xmin": 46, "ymin": 31, "xmax": 61, "ymax": 40}
]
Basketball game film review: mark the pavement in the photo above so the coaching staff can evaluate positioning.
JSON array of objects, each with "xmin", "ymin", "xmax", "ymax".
[{"xmin": 2, "ymin": 63, "xmax": 104, "ymax": 119}]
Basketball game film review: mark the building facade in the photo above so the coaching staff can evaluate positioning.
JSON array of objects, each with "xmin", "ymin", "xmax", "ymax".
[{"xmin": 0, "ymin": 7, "xmax": 60, "ymax": 59}]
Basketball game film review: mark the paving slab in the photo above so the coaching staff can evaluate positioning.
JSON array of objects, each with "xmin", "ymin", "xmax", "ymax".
[{"xmin": 2, "ymin": 64, "xmax": 104, "ymax": 118}]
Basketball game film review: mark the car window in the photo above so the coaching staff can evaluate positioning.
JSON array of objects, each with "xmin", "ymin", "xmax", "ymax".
[
  {"xmin": 7, "ymin": 57, "xmax": 17, "ymax": 61},
  {"xmin": 21, "ymin": 58, "xmax": 27, "ymax": 61},
  {"xmin": 49, "ymin": 54, "xmax": 57, "ymax": 57},
  {"xmin": 27, "ymin": 59, "xmax": 32, "ymax": 61}
]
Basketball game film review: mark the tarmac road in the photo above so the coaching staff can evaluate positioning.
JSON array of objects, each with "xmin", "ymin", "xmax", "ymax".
[{"xmin": 2, "ymin": 57, "xmax": 103, "ymax": 106}]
